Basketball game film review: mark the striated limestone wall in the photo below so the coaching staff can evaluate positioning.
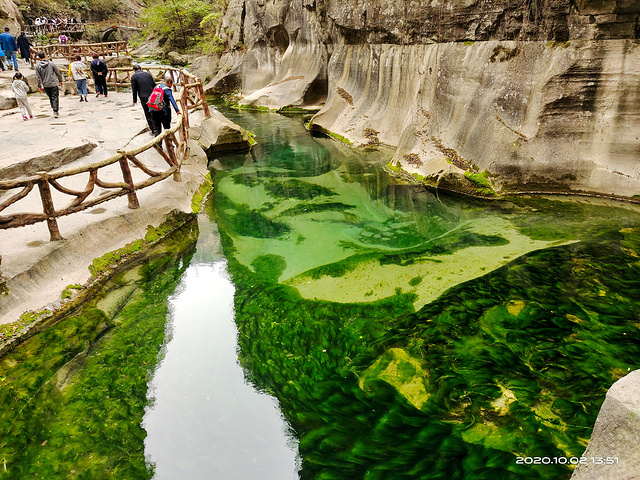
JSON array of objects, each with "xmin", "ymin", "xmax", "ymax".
[
  {"xmin": 312, "ymin": 40, "xmax": 640, "ymax": 197},
  {"xmin": 204, "ymin": 0, "xmax": 640, "ymax": 198}
]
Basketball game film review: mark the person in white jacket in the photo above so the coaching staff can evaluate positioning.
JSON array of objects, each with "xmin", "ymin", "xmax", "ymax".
[{"xmin": 11, "ymin": 71, "xmax": 32, "ymax": 120}]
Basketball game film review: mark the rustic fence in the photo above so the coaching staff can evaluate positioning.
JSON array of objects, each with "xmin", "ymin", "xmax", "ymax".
[
  {"xmin": 0, "ymin": 68, "xmax": 211, "ymax": 242},
  {"xmin": 103, "ymin": 67, "xmax": 185, "ymax": 93},
  {"xmin": 29, "ymin": 41, "xmax": 129, "ymax": 67},
  {"xmin": 24, "ymin": 23, "xmax": 85, "ymax": 35}
]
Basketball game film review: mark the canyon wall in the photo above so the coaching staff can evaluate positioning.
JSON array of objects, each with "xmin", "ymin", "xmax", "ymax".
[
  {"xmin": 206, "ymin": 0, "xmax": 640, "ymax": 198},
  {"xmin": 0, "ymin": 0, "xmax": 23, "ymax": 32}
]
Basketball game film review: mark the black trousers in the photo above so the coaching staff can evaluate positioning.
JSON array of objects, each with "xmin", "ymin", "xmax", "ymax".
[
  {"xmin": 43, "ymin": 86, "xmax": 59, "ymax": 112},
  {"xmin": 151, "ymin": 108, "xmax": 171, "ymax": 134},
  {"xmin": 140, "ymin": 96, "xmax": 158, "ymax": 134},
  {"xmin": 94, "ymin": 75, "xmax": 108, "ymax": 95}
]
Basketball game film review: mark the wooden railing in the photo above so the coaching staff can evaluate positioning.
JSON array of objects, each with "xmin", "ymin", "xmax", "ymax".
[
  {"xmin": 29, "ymin": 41, "xmax": 129, "ymax": 67},
  {"xmin": 103, "ymin": 67, "xmax": 180, "ymax": 92},
  {"xmin": 0, "ymin": 69, "xmax": 211, "ymax": 241},
  {"xmin": 24, "ymin": 23, "xmax": 85, "ymax": 35}
]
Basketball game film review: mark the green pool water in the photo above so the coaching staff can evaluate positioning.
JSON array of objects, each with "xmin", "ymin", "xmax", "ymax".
[{"xmin": 1, "ymin": 105, "xmax": 640, "ymax": 479}]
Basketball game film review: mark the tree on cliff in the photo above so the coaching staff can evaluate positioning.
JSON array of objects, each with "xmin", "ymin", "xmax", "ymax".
[{"xmin": 139, "ymin": 0, "xmax": 226, "ymax": 51}]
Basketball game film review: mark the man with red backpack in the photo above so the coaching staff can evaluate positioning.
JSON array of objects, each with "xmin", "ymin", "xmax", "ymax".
[
  {"xmin": 149, "ymin": 75, "xmax": 181, "ymax": 136},
  {"xmin": 131, "ymin": 64, "xmax": 159, "ymax": 135}
]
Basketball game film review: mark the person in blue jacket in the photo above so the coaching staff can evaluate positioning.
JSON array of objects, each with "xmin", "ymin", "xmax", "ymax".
[
  {"xmin": 151, "ymin": 75, "xmax": 181, "ymax": 135},
  {"xmin": 0, "ymin": 28, "xmax": 19, "ymax": 71}
]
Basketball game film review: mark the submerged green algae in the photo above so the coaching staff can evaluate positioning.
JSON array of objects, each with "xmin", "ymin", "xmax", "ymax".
[
  {"xmin": 0, "ymin": 221, "xmax": 197, "ymax": 479},
  {"xmin": 211, "ymin": 107, "xmax": 640, "ymax": 479}
]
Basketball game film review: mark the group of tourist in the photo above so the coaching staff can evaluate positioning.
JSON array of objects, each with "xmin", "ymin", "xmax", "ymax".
[
  {"xmin": 28, "ymin": 16, "xmax": 83, "ymax": 33},
  {"xmin": 0, "ymin": 29, "xmax": 35, "ymax": 71},
  {"xmin": 9, "ymin": 52, "xmax": 181, "ymax": 133}
]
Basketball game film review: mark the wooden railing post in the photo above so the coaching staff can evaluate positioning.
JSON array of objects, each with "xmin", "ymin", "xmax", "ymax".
[
  {"xmin": 119, "ymin": 156, "xmax": 140, "ymax": 208},
  {"xmin": 199, "ymin": 83, "xmax": 211, "ymax": 117},
  {"xmin": 37, "ymin": 177, "xmax": 63, "ymax": 241},
  {"xmin": 164, "ymin": 137, "xmax": 181, "ymax": 182}
]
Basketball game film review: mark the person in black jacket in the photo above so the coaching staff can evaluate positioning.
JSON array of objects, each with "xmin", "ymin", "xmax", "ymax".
[
  {"xmin": 17, "ymin": 32, "xmax": 31, "ymax": 65},
  {"xmin": 131, "ymin": 64, "xmax": 159, "ymax": 135},
  {"xmin": 90, "ymin": 53, "xmax": 108, "ymax": 97}
]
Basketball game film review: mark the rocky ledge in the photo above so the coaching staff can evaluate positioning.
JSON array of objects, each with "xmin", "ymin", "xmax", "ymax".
[{"xmin": 0, "ymin": 90, "xmax": 249, "ymax": 325}]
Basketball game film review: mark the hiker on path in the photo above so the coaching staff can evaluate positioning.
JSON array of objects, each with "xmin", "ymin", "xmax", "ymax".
[
  {"xmin": 150, "ymin": 75, "xmax": 181, "ymax": 136},
  {"xmin": 90, "ymin": 53, "xmax": 108, "ymax": 97},
  {"xmin": 0, "ymin": 28, "xmax": 19, "ymax": 71},
  {"xmin": 11, "ymin": 72, "xmax": 32, "ymax": 120},
  {"xmin": 131, "ymin": 64, "xmax": 159, "ymax": 135},
  {"xmin": 69, "ymin": 54, "xmax": 88, "ymax": 102},
  {"xmin": 17, "ymin": 32, "xmax": 32, "ymax": 65},
  {"xmin": 35, "ymin": 51, "xmax": 63, "ymax": 118},
  {"xmin": 0, "ymin": 45, "xmax": 5, "ymax": 72}
]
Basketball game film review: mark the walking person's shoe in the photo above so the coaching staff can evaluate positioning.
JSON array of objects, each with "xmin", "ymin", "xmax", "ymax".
[
  {"xmin": 96, "ymin": 92, "xmax": 100, "ymax": 97},
  {"xmin": 22, "ymin": 115, "xmax": 27, "ymax": 121},
  {"xmin": 54, "ymin": 111, "xmax": 59, "ymax": 118},
  {"xmin": 79, "ymin": 96, "xmax": 83, "ymax": 102},
  {"xmin": 29, "ymin": 115, "xmax": 33, "ymax": 119}
]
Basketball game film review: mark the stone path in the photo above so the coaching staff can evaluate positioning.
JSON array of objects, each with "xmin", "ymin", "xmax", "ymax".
[{"xmin": 0, "ymin": 73, "xmax": 211, "ymax": 324}]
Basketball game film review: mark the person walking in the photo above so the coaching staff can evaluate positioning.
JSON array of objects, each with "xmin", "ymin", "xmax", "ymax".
[
  {"xmin": 35, "ymin": 51, "xmax": 63, "ymax": 117},
  {"xmin": 90, "ymin": 53, "xmax": 108, "ymax": 97},
  {"xmin": 131, "ymin": 64, "xmax": 158, "ymax": 135},
  {"xmin": 0, "ymin": 27, "xmax": 18, "ymax": 71},
  {"xmin": 69, "ymin": 54, "xmax": 88, "ymax": 102},
  {"xmin": 11, "ymin": 72, "xmax": 33, "ymax": 120},
  {"xmin": 0, "ymin": 45, "xmax": 5, "ymax": 72},
  {"xmin": 16, "ymin": 32, "xmax": 32, "ymax": 65},
  {"xmin": 151, "ymin": 75, "xmax": 181, "ymax": 136}
]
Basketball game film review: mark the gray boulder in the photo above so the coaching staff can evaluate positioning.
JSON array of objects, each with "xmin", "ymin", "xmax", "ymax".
[
  {"xmin": 189, "ymin": 110, "xmax": 250, "ymax": 154},
  {"xmin": 571, "ymin": 370, "xmax": 640, "ymax": 480}
]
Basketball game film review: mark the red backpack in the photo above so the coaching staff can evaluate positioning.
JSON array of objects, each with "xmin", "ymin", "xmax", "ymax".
[{"xmin": 147, "ymin": 86, "xmax": 165, "ymax": 111}]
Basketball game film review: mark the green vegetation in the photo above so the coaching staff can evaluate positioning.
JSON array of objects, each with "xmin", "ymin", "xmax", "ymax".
[
  {"xmin": 191, "ymin": 172, "xmax": 214, "ymax": 213},
  {"xmin": 210, "ymin": 110, "xmax": 640, "ymax": 478},
  {"xmin": 327, "ymin": 130, "xmax": 353, "ymax": 145},
  {"xmin": 231, "ymin": 104, "xmax": 273, "ymax": 112},
  {"xmin": 139, "ymin": 0, "xmax": 227, "ymax": 52},
  {"xmin": 61, "ymin": 284, "xmax": 83, "ymax": 300},
  {"xmin": 263, "ymin": 179, "xmax": 337, "ymax": 200},
  {"xmin": 0, "ymin": 223, "xmax": 197, "ymax": 479},
  {"xmin": 15, "ymin": 0, "xmax": 120, "ymax": 19},
  {"xmin": 464, "ymin": 170, "xmax": 497, "ymax": 196},
  {"xmin": 217, "ymin": 201, "xmax": 640, "ymax": 479},
  {"xmin": 89, "ymin": 212, "xmax": 194, "ymax": 277}
]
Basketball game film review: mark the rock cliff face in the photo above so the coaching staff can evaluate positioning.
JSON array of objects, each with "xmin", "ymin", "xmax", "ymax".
[
  {"xmin": 0, "ymin": 0, "xmax": 22, "ymax": 33},
  {"xmin": 207, "ymin": 0, "xmax": 640, "ymax": 198}
]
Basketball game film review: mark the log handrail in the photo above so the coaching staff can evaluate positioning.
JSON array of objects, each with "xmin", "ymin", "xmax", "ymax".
[
  {"xmin": 29, "ymin": 41, "xmax": 129, "ymax": 68},
  {"xmin": 0, "ymin": 69, "xmax": 211, "ymax": 241}
]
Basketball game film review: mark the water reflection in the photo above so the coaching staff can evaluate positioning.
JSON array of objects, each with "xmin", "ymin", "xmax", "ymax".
[{"xmin": 143, "ymin": 220, "xmax": 299, "ymax": 479}]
